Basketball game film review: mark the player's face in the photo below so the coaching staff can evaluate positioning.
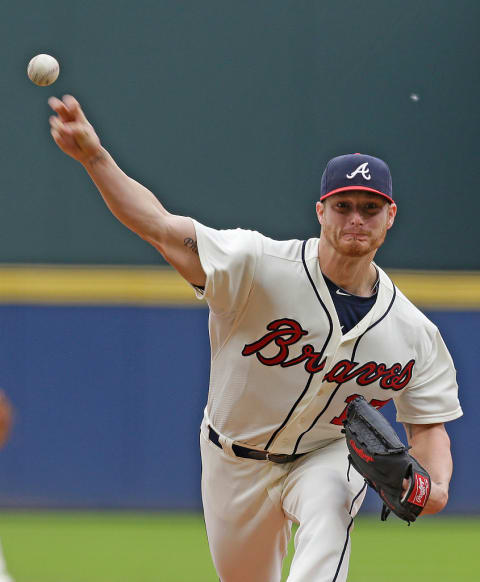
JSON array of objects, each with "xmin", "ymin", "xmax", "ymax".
[{"xmin": 316, "ymin": 192, "xmax": 397, "ymax": 258}]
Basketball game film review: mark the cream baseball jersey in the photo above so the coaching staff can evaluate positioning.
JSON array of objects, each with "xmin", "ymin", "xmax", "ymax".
[{"xmin": 192, "ymin": 220, "xmax": 462, "ymax": 455}]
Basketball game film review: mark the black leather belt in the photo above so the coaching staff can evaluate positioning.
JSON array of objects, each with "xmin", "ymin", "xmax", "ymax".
[{"xmin": 208, "ymin": 426, "xmax": 303, "ymax": 464}]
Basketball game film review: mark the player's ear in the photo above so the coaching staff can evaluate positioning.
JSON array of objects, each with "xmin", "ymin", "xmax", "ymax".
[
  {"xmin": 386, "ymin": 202, "xmax": 397, "ymax": 229},
  {"xmin": 316, "ymin": 201, "xmax": 325, "ymax": 225}
]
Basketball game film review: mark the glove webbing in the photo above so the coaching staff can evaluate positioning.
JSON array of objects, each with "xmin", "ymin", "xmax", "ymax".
[{"xmin": 353, "ymin": 412, "xmax": 406, "ymax": 454}]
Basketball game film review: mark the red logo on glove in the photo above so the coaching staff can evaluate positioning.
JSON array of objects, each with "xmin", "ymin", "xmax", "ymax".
[
  {"xmin": 349, "ymin": 439, "xmax": 374, "ymax": 463},
  {"xmin": 407, "ymin": 473, "xmax": 430, "ymax": 507}
]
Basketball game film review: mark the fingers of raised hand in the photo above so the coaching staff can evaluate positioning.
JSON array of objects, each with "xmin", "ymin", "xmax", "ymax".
[
  {"xmin": 49, "ymin": 115, "xmax": 89, "ymax": 137},
  {"xmin": 50, "ymin": 118, "xmax": 96, "ymax": 157},
  {"xmin": 62, "ymin": 95, "xmax": 88, "ymax": 122},
  {"xmin": 48, "ymin": 95, "xmax": 88, "ymax": 123},
  {"xmin": 49, "ymin": 115, "xmax": 71, "ymax": 142},
  {"xmin": 49, "ymin": 114, "xmax": 66, "ymax": 130},
  {"xmin": 48, "ymin": 96, "xmax": 74, "ymax": 122},
  {"xmin": 50, "ymin": 124, "xmax": 69, "ymax": 150},
  {"xmin": 49, "ymin": 116, "xmax": 77, "ymax": 149},
  {"xmin": 50, "ymin": 126, "xmax": 63, "ymax": 147}
]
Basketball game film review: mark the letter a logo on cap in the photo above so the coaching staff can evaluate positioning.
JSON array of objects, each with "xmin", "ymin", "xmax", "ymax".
[{"xmin": 346, "ymin": 162, "xmax": 371, "ymax": 181}]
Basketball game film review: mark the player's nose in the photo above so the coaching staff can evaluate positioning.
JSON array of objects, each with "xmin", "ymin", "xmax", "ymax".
[{"xmin": 349, "ymin": 209, "xmax": 364, "ymax": 225}]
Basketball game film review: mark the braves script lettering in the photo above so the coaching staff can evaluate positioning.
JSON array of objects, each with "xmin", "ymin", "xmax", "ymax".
[{"xmin": 242, "ymin": 318, "xmax": 415, "ymax": 391}]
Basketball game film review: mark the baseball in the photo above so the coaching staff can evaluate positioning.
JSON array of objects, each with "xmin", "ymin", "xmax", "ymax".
[{"xmin": 27, "ymin": 54, "xmax": 60, "ymax": 86}]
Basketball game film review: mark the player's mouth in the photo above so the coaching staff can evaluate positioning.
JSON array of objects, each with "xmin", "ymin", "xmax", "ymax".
[{"xmin": 342, "ymin": 231, "xmax": 369, "ymax": 240}]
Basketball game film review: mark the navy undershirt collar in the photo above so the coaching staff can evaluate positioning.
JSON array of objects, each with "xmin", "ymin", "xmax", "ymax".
[{"xmin": 323, "ymin": 272, "xmax": 378, "ymax": 334}]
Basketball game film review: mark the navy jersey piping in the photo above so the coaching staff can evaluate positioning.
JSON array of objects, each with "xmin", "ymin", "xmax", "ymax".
[
  {"xmin": 351, "ymin": 280, "xmax": 397, "ymax": 360},
  {"xmin": 265, "ymin": 240, "xmax": 333, "ymax": 451},
  {"xmin": 292, "ymin": 275, "xmax": 398, "ymax": 454},
  {"xmin": 265, "ymin": 374, "xmax": 314, "ymax": 450},
  {"xmin": 349, "ymin": 482, "xmax": 367, "ymax": 515},
  {"xmin": 332, "ymin": 517, "xmax": 354, "ymax": 581},
  {"xmin": 331, "ymin": 481, "xmax": 366, "ymax": 582},
  {"xmin": 301, "ymin": 239, "xmax": 335, "ymax": 338}
]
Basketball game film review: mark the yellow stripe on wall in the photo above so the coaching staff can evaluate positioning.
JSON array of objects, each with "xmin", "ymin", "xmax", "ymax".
[
  {"xmin": 0, "ymin": 265, "xmax": 478, "ymax": 309},
  {"xmin": 0, "ymin": 265, "xmax": 197, "ymax": 306},
  {"xmin": 388, "ymin": 270, "xmax": 480, "ymax": 309}
]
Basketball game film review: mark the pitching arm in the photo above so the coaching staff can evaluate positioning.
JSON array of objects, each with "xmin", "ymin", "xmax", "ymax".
[
  {"xmin": 48, "ymin": 95, "xmax": 206, "ymax": 287},
  {"xmin": 403, "ymin": 422, "xmax": 453, "ymax": 515}
]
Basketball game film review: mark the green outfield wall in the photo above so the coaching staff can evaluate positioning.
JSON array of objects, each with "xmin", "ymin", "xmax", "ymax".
[{"xmin": 2, "ymin": 0, "xmax": 479, "ymax": 269}]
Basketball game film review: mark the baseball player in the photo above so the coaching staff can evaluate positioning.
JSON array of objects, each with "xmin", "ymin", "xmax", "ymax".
[{"xmin": 48, "ymin": 95, "xmax": 462, "ymax": 582}]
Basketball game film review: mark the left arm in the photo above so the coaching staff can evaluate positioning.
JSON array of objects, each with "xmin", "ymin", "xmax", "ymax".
[{"xmin": 403, "ymin": 422, "xmax": 452, "ymax": 515}]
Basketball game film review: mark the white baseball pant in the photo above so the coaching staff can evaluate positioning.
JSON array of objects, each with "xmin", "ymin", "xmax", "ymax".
[{"xmin": 200, "ymin": 422, "xmax": 366, "ymax": 582}]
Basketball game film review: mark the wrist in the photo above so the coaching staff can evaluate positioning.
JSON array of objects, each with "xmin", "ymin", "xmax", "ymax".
[{"xmin": 82, "ymin": 147, "xmax": 110, "ymax": 170}]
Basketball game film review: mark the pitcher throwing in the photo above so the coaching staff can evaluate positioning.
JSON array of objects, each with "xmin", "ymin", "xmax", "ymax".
[{"xmin": 48, "ymin": 95, "xmax": 462, "ymax": 582}]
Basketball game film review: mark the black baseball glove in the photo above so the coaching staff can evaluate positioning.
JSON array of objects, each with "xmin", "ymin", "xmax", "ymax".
[{"xmin": 342, "ymin": 396, "xmax": 431, "ymax": 523}]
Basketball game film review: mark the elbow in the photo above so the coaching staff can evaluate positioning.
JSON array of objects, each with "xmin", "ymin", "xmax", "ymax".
[
  {"xmin": 434, "ymin": 489, "xmax": 449, "ymax": 513},
  {"xmin": 422, "ymin": 485, "xmax": 449, "ymax": 515}
]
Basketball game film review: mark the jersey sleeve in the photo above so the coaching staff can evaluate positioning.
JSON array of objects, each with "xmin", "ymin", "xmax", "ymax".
[
  {"xmin": 191, "ymin": 219, "xmax": 260, "ymax": 315},
  {"xmin": 395, "ymin": 328, "xmax": 463, "ymax": 424}
]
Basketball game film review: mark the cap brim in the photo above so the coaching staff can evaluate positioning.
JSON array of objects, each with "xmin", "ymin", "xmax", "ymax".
[{"xmin": 320, "ymin": 186, "xmax": 394, "ymax": 204}]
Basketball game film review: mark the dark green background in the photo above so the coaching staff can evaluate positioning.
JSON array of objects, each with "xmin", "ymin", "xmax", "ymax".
[{"xmin": 2, "ymin": 1, "xmax": 478, "ymax": 268}]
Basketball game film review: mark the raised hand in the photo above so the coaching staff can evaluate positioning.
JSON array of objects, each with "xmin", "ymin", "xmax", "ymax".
[{"xmin": 48, "ymin": 95, "xmax": 102, "ymax": 165}]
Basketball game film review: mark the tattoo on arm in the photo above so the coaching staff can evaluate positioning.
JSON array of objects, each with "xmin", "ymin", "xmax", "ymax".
[
  {"xmin": 85, "ymin": 151, "xmax": 108, "ymax": 169},
  {"xmin": 184, "ymin": 237, "xmax": 199, "ymax": 255}
]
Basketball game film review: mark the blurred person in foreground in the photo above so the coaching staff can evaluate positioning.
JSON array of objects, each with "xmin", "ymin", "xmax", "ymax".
[
  {"xmin": 0, "ymin": 391, "xmax": 14, "ymax": 582},
  {"xmin": 48, "ymin": 95, "xmax": 461, "ymax": 582}
]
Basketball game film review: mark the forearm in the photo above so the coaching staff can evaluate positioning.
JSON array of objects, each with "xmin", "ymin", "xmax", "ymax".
[
  {"xmin": 405, "ymin": 423, "xmax": 452, "ymax": 514},
  {"xmin": 49, "ymin": 95, "xmax": 206, "ymax": 285},
  {"xmin": 82, "ymin": 148, "xmax": 169, "ymax": 245}
]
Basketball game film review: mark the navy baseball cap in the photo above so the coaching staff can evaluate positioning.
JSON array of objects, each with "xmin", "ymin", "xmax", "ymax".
[{"xmin": 320, "ymin": 153, "xmax": 393, "ymax": 203}]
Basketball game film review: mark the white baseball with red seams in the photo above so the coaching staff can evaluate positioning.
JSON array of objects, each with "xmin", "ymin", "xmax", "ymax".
[
  {"xmin": 192, "ymin": 221, "xmax": 462, "ymax": 581},
  {"xmin": 27, "ymin": 54, "xmax": 59, "ymax": 86}
]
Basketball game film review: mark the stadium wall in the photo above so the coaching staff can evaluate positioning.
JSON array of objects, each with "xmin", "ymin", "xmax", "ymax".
[
  {"xmin": 5, "ymin": 1, "xmax": 480, "ymax": 270},
  {"xmin": 0, "ymin": 267, "xmax": 477, "ymax": 513}
]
